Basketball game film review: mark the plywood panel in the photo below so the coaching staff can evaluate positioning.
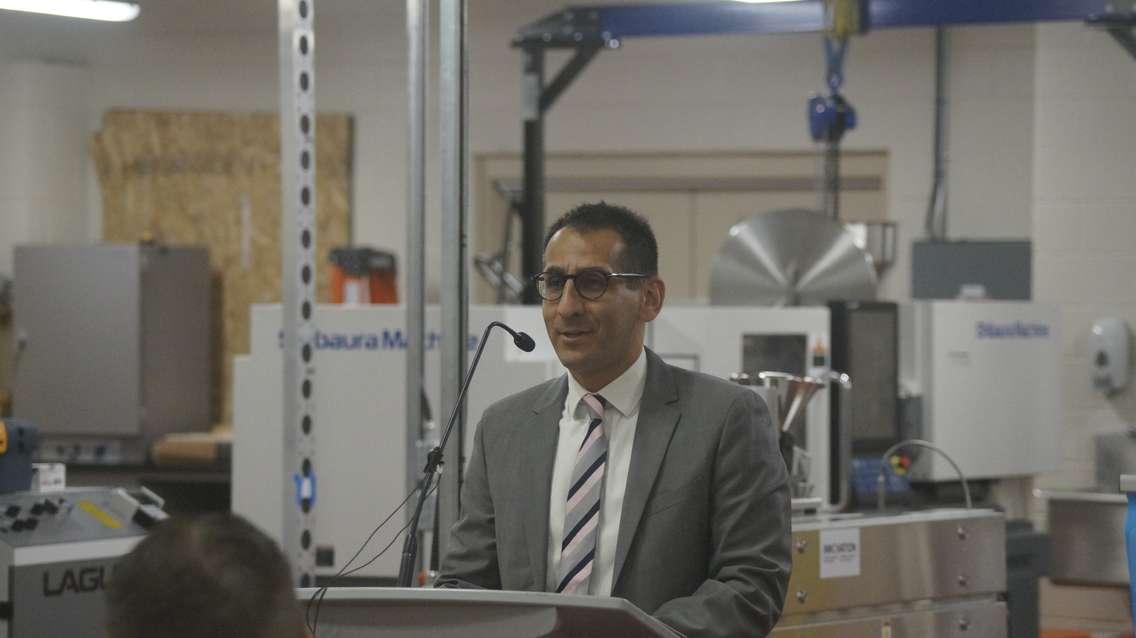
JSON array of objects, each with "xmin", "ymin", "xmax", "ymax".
[{"xmin": 92, "ymin": 109, "xmax": 353, "ymax": 423}]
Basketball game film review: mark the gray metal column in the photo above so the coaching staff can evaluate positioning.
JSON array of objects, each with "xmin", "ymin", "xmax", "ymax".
[
  {"xmin": 925, "ymin": 27, "xmax": 950, "ymax": 240},
  {"xmin": 437, "ymin": 0, "xmax": 468, "ymax": 561},
  {"xmin": 278, "ymin": 0, "xmax": 317, "ymax": 586},
  {"xmin": 405, "ymin": 0, "xmax": 427, "ymax": 505}
]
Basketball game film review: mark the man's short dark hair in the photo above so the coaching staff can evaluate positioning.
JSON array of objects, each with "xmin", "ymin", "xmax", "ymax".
[
  {"xmin": 544, "ymin": 201, "xmax": 659, "ymax": 276},
  {"xmin": 106, "ymin": 513, "xmax": 302, "ymax": 638}
]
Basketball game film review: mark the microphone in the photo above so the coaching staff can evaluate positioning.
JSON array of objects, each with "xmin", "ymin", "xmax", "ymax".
[
  {"xmin": 397, "ymin": 320, "xmax": 535, "ymax": 587},
  {"xmin": 493, "ymin": 321, "xmax": 535, "ymax": 352}
]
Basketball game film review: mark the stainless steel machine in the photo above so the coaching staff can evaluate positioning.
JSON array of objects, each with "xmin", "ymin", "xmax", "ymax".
[
  {"xmin": 710, "ymin": 209, "xmax": 879, "ymax": 307},
  {"xmin": 12, "ymin": 244, "xmax": 212, "ymax": 464},
  {"xmin": 731, "ymin": 370, "xmax": 851, "ymax": 508},
  {"xmin": 710, "ymin": 210, "xmax": 1015, "ymax": 636},
  {"xmin": 711, "ymin": 210, "xmax": 1061, "ymax": 491},
  {"xmin": 0, "ymin": 486, "xmax": 166, "ymax": 638},
  {"xmin": 1039, "ymin": 431, "xmax": 1136, "ymax": 588},
  {"xmin": 776, "ymin": 508, "xmax": 1007, "ymax": 637}
]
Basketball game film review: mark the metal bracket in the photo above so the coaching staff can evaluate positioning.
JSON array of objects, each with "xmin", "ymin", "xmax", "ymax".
[
  {"xmin": 1086, "ymin": 8, "xmax": 1136, "ymax": 60},
  {"xmin": 512, "ymin": 7, "xmax": 609, "ymax": 48},
  {"xmin": 540, "ymin": 43, "xmax": 604, "ymax": 113}
]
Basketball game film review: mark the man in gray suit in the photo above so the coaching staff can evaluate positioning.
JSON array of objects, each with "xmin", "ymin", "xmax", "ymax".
[{"xmin": 438, "ymin": 202, "xmax": 791, "ymax": 637}]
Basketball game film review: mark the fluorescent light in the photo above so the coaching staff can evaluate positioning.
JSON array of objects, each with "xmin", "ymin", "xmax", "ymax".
[
  {"xmin": 733, "ymin": 0, "xmax": 806, "ymax": 4},
  {"xmin": 0, "ymin": 0, "xmax": 140, "ymax": 22}
]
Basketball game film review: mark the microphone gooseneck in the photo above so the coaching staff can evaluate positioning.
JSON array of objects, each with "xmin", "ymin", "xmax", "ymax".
[{"xmin": 396, "ymin": 320, "xmax": 535, "ymax": 587}]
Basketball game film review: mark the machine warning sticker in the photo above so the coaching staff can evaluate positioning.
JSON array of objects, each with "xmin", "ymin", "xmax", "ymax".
[
  {"xmin": 78, "ymin": 501, "xmax": 122, "ymax": 530},
  {"xmin": 819, "ymin": 527, "xmax": 860, "ymax": 579}
]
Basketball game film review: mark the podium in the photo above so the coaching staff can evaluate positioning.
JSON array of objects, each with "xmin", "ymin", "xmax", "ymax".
[{"xmin": 296, "ymin": 587, "xmax": 681, "ymax": 637}]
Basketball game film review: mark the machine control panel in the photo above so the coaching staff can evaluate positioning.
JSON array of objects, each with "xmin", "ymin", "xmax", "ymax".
[
  {"xmin": 0, "ymin": 488, "xmax": 157, "ymax": 548},
  {"xmin": 0, "ymin": 487, "xmax": 165, "ymax": 638}
]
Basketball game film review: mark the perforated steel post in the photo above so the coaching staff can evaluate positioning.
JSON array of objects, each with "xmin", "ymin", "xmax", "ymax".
[
  {"xmin": 278, "ymin": 0, "xmax": 317, "ymax": 587},
  {"xmin": 437, "ymin": 0, "xmax": 469, "ymax": 562}
]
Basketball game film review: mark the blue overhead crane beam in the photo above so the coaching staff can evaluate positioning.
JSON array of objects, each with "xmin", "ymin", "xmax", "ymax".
[{"xmin": 514, "ymin": 0, "xmax": 1113, "ymax": 46}]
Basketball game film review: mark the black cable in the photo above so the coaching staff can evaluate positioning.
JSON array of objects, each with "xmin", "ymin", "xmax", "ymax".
[
  {"xmin": 305, "ymin": 481, "xmax": 439, "ymax": 636},
  {"xmin": 339, "ymin": 486, "xmax": 418, "ymax": 576},
  {"xmin": 304, "ymin": 485, "xmax": 416, "ymax": 633}
]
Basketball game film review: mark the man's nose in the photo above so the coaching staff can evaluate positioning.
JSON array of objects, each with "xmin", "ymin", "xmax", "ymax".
[{"xmin": 556, "ymin": 280, "xmax": 585, "ymax": 316}]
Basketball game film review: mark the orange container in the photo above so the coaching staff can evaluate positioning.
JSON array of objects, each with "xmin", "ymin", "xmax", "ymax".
[{"xmin": 329, "ymin": 247, "xmax": 398, "ymax": 304}]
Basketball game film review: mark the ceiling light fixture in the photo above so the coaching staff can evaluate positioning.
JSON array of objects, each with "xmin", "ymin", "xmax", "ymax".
[
  {"xmin": 732, "ymin": 0, "xmax": 808, "ymax": 4},
  {"xmin": 0, "ymin": 0, "xmax": 140, "ymax": 22}
]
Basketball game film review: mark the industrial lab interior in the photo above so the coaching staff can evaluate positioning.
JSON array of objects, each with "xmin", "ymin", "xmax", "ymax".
[{"xmin": 0, "ymin": 1, "xmax": 1132, "ymax": 636}]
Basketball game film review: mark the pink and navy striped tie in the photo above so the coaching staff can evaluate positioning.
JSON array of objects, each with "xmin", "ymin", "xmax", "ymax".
[{"xmin": 556, "ymin": 393, "xmax": 607, "ymax": 595}]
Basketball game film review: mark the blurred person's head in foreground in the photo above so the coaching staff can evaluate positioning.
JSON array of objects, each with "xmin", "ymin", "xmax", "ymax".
[{"xmin": 106, "ymin": 512, "xmax": 304, "ymax": 638}]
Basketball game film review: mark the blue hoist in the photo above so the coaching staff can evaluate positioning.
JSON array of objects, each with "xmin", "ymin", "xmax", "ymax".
[{"xmin": 808, "ymin": 0, "xmax": 865, "ymax": 220}]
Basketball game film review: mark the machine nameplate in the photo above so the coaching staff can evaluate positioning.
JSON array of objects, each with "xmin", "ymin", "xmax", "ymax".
[{"xmin": 819, "ymin": 527, "xmax": 859, "ymax": 578}]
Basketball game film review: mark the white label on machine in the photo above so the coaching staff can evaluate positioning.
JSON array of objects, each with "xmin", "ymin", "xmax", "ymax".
[
  {"xmin": 31, "ymin": 463, "xmax": 66, "ymax": 492},
  {"xmin": 819, "ymin": 527, "xmax": 860, "ymax": 578}
]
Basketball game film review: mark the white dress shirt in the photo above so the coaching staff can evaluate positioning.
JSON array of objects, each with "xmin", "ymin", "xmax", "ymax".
[{"xmin": 546, "ymin": 348, "xmax": 647, "ymax": 595}]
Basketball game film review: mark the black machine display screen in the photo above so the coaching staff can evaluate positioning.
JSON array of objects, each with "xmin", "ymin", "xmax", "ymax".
[{"xmin": 742, "ymin": 334, "xmax": 807, "ymax": 377}]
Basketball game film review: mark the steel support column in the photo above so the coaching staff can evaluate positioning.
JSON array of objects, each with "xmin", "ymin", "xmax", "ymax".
[
  {"xmin": 277, "ymin": 0, "xmax": 317, "ymax": 587},
  {"xmin": 405, "ymin": 0, "xmax": 430, "ymax": 574},
  {"xmin": 437, "ymin": 0, "xmax": 469, "ymax": 562},
  {"xmin": 520, "ymin": 47, "xmax": 545, "ymax": 304}
]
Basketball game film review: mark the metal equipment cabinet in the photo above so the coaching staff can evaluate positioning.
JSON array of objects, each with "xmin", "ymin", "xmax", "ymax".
[{"xmin": 12, "ymin": 244, "xmax": 212, "ymax": 464}]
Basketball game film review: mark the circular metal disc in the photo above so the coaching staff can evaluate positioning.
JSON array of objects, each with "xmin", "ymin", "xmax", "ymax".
[{"xmin": 710, "ymin": 208, "xmax": 878, "ymax": 306}]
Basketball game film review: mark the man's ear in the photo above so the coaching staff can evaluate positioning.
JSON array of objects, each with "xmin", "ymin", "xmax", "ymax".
[{"xmin": 639, "ymin": 277, "xmax": 665, "ymax": 322}]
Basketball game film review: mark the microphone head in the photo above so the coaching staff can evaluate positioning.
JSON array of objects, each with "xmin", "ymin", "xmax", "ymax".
[{"xmin": 514, "ymin": 331, "xmax": 536, "ymax": 352}]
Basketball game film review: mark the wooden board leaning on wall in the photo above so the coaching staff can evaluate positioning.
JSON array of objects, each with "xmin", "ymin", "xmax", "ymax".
[{"xmin": 92, "ymin": 109, "xmax": 353, "ymax": 425}]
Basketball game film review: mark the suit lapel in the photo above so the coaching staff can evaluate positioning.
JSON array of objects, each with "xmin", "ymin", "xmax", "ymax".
[
  {"xmin": 612, "ymin": 350, "xmax": 680, "ymax": 588},
  {"xmin": 521, "ymin": 376, "xmax": 567, "ymax": 590}
]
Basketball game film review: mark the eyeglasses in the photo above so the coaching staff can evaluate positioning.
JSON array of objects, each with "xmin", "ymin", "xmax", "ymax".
[{"xmin": 532, "ymin": 267, "xmax": 649, "ymax": 302}]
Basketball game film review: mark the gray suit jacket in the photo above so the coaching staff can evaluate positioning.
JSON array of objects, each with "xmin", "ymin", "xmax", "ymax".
[{"xmin": 437, "ymin": 348, "xmax": 791, "ymax": 637}]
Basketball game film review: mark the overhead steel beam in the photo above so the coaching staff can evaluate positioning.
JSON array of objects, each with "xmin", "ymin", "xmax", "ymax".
[{"xmin": 516, "ymin": 0, "xmax": 1110, "ymax": 44}]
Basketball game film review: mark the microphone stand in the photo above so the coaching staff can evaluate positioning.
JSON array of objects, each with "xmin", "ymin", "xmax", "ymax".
[{"xmin": 396, "ymin": 321, "xmax": 531, "ymax": 587}]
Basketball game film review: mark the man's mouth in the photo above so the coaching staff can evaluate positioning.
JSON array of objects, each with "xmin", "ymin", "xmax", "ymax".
[{"xmin": 559, "ymin": 329, "xmax": 592, "ymax": 339}]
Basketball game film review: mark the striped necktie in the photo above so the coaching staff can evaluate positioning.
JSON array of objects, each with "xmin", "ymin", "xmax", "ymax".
[{"xmin": 556, "ymin": 393, "xmax": 607, "ymax": 595}]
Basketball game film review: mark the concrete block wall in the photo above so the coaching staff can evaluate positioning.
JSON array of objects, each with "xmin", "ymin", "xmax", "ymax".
[
  {"xmin": 0, "ymin": 61, "xmax": 91, "ymax": 274},
  {"xmin": 1032, "ymin": 23, "xmax": 1136, "ymax": 493}
]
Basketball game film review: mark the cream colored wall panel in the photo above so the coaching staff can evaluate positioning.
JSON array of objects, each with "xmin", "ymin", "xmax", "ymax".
[
  {"xmin": 479, "ymin": 151, "xmax": 887, "ymax": 181},
  {"xmin": 837, "ymin": 190, "xmax": 888, "ymax": 222}
]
